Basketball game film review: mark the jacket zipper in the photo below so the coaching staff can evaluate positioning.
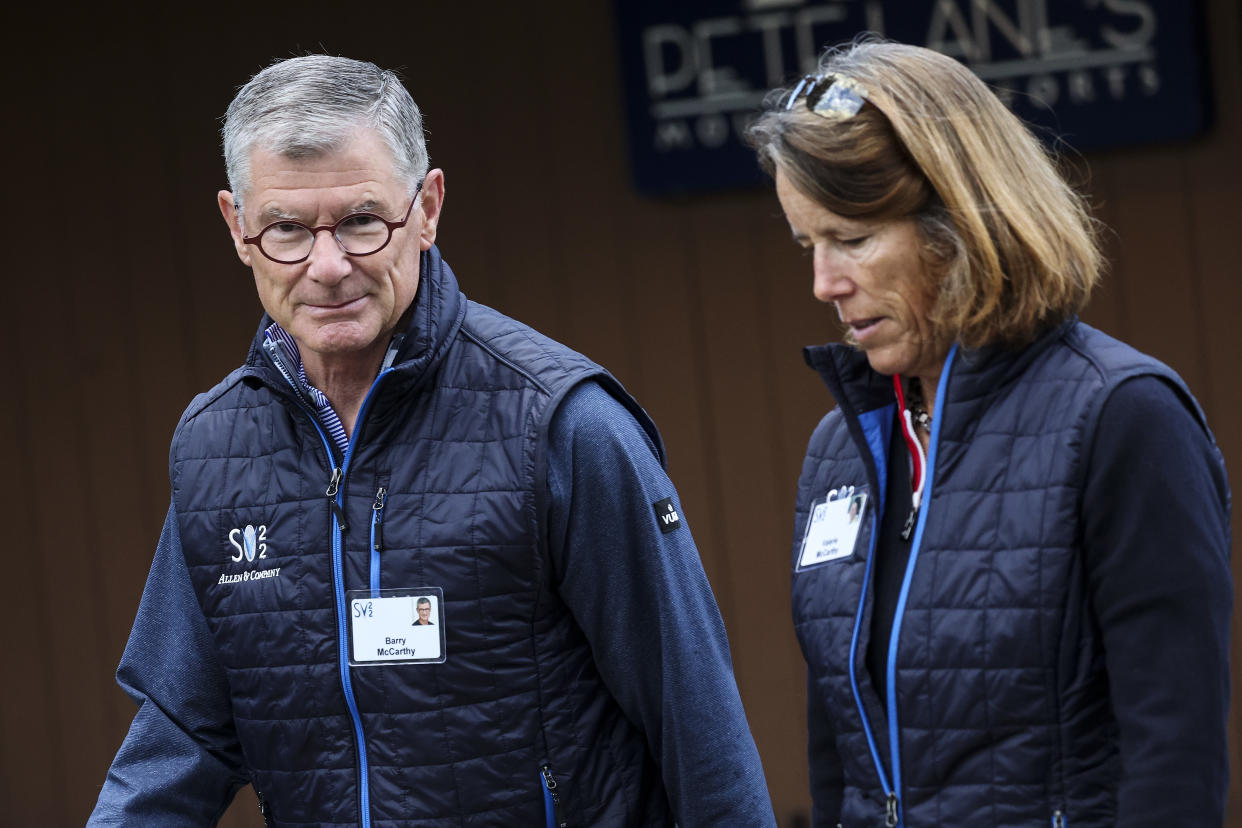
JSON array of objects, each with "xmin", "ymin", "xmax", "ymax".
[
  {"xmin": 328, "ymin": 373, "xmax": 395, "ymax": 828},
  {"xmin": 540, "ymin": 764, "xmax": 568, "ymax": 828},
  {"xmin": 263, "ymin": 340, "xmax": 397, "ymax": 828},
  {"xmin": 1052, "ymin": 810, "xmax": 1067, "ymax": 827},
  {"xmin": 326, "ymin": 467, "xmax": 349, "ymax": 529},
  {"xmin": 845, "ymin": 508, "xmax": 896, "ymax": 812},
  {"xmin": 257, "ymin": 790, "xmax": 273, "ymax": 826},
  {"xmin": 847, "ymin": 345, "xmax": 958, "ymax": 828},
  {"xmin": 370, "ymin": 485, "xmax": 387, "ymax": 595},
  {"xmin": 263, "ymin": 338, "xmax": 317, "ymax": 411}
]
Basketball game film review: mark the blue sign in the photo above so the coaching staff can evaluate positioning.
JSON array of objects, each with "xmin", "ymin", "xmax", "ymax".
[{"xmin": 615, "ymin": 0, "xmax": 1210, "ymax": 196}]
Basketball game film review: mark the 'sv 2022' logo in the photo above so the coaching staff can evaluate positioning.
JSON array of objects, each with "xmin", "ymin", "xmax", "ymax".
[{"xmin": 228, "ymin": 524, "xmax": 268, "ymax": 562}]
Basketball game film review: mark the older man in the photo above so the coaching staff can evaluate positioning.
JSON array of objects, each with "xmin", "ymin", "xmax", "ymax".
[{"xmin": 88, "ymin": 56, "xmax": 773, "ymax": 827}]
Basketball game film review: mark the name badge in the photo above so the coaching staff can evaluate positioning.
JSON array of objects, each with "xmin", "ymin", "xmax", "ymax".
[
  {"xmin": 797, "ymin": 486, "xmax": 868, "ymax": 570},
  {"xmin": 346, "ymin": 586, "xmax": 446, "ymax": 666}
]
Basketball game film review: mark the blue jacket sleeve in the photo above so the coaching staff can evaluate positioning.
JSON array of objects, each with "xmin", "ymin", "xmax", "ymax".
[
  {"xmin": 88, "ymin": 502, "xmax": 249, "ymax": 826},
  {"xmin": 1083, "ymin": 376, "xmax": 1232, "ymax": 825},
  {"xmin": 545, "ymin": 381, "xmax": 776, "ymax": 827}
]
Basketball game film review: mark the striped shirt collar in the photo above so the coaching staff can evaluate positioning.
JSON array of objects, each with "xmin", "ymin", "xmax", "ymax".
[{"xmin": 263, "ymin": 323, "xmax": 351, "ymax": 455}]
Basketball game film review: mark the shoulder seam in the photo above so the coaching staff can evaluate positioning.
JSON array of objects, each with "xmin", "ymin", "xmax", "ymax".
[
  {"xmin": 458, "ymin": 324, "xmax": 551, "ymax": 396},
  {"xmin": 178, "ymin": 368, "xmax": 256, "ymax": 428}
]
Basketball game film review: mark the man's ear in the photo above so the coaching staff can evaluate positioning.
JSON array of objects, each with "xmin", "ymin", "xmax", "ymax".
[
  {"xmin": 218, "ymin": 190, "xmax": 253, "ymax": 267},
  {"xmin": 417, "ymin": 169, "xmax": 446, "ymax": 251}
]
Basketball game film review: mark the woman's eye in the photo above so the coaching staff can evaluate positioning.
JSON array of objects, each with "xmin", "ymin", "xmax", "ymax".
[{"xmin": 841, "ymin": 236, "xmax": 869, "ymax": 248}]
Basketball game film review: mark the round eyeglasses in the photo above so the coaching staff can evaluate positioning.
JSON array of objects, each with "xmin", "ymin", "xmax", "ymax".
[{"xmin": 242, "ymin": 183, "xmax": 422, "ymax": 264}]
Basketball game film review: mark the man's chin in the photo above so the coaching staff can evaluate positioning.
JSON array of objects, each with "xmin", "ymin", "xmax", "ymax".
[{"xmin": 295, "ymin": 321, "xmax": 385, "ymax": 358}]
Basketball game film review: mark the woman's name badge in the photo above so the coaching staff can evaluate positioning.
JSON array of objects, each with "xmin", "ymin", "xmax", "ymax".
[
  {"xmin": 797, "ymin": 487, "xmax": 868, "ymax": 570},
  {"xmin": 346, "ymin": 586, "xmax": 446, "ymax": 666}
]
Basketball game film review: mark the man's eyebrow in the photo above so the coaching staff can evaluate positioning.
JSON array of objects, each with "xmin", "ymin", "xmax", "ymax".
[
  {"xmin": 256, "ymin": 200, "xmax": 389, "ymax": 224},
  {"xmin": 257, "ymin": 205, "xmax": 301, "ymax": 222}
]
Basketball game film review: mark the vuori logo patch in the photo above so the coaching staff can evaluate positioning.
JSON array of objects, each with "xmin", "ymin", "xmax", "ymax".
[{"xmin": 652, "ymin": 498, "xmax": 681, "ymax": 534}]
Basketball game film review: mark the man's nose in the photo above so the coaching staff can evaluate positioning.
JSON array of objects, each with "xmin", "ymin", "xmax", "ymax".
[{"xmin": 305, "ymin": 230, "xmax": 351, "ymax": 283}]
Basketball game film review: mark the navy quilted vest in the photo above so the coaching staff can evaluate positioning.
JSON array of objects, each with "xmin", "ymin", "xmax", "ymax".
[
  {"xmin": 792, "ymin": 321, "xmax": 1209, "ymax": 827},
  {"xmin": 171, "ymin": 248, "xmax": 673, "ymax": 827}
]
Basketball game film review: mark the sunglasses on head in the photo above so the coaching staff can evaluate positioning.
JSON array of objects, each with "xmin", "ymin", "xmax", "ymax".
[{"xmin": 785, "ymin": 73, "xmax": 869, "ymax": 119}]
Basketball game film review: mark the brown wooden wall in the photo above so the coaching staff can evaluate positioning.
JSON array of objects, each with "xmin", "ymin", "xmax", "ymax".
[{"xmin": 3, "ymin": 1, "xmax": 1239, "ymax": 825}]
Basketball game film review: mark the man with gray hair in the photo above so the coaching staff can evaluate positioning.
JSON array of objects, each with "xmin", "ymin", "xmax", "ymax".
[{"xmin": 88, "ymin": 55, "xmax": 774, "ymax": 826}]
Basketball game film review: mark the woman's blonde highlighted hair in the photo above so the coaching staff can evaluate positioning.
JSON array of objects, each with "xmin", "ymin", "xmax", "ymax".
[{"xmin": 749, "ymin": 40, "xmax": 1102, "ymax": 349}]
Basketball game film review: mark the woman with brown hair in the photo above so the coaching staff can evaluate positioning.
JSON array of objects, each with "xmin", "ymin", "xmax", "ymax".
[{"xmin": 749, "ymin": 41, "xmax": 1231, "ymax": 827}]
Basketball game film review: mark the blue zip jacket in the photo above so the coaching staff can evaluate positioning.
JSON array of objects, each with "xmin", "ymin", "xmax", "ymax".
[
  {"xmin": 89, "ymin": 247, "xmax": 774, "ymax": 827},
  {"xmin": 792, "ymin": 320, "xmax": 1231, "ymax": 827}
]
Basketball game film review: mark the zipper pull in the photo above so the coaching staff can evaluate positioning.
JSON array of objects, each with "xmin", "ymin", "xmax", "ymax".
[
  {"xmin": 257, "ymin": 791, "xmax": 273, "ymax": 827},
  {"xmin": 886, "ymin": 792, "xmax": 899, "ymax": 827},
  {"xmin": 372, "ymin": 487, "xmax": 387, "ymax": 552},
  {"xmin": 540, "ymin": 764, "xmax": 567, "ymax": 828},
  {"xmin": 325, "ymin": 468, "xmax": 348, "ymax": 532},
  {"xmin": 900, "ymin": 506, "xmax": 916, "ymax": 541},
  {"xmin": 1052, "ymin": 810, "xmax": 1066, "ymax": 828}
]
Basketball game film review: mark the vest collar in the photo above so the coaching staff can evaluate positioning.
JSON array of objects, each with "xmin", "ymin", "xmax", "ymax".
[
  {"xmin": 381, "ymin": 244, "xmax": 467, "ymax": 398},
  {"xmin": 804, "ymin": 318, "xmax": 1077, "ymax": 432},
  {"xmin": 242, "ymin": 244, "xmax": 467, "ymax": 402}
]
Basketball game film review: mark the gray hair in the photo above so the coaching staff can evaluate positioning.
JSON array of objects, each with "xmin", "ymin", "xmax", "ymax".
[{"xmin": 223, "ymin": 55, "xmax": 429, "ymax": 214}]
